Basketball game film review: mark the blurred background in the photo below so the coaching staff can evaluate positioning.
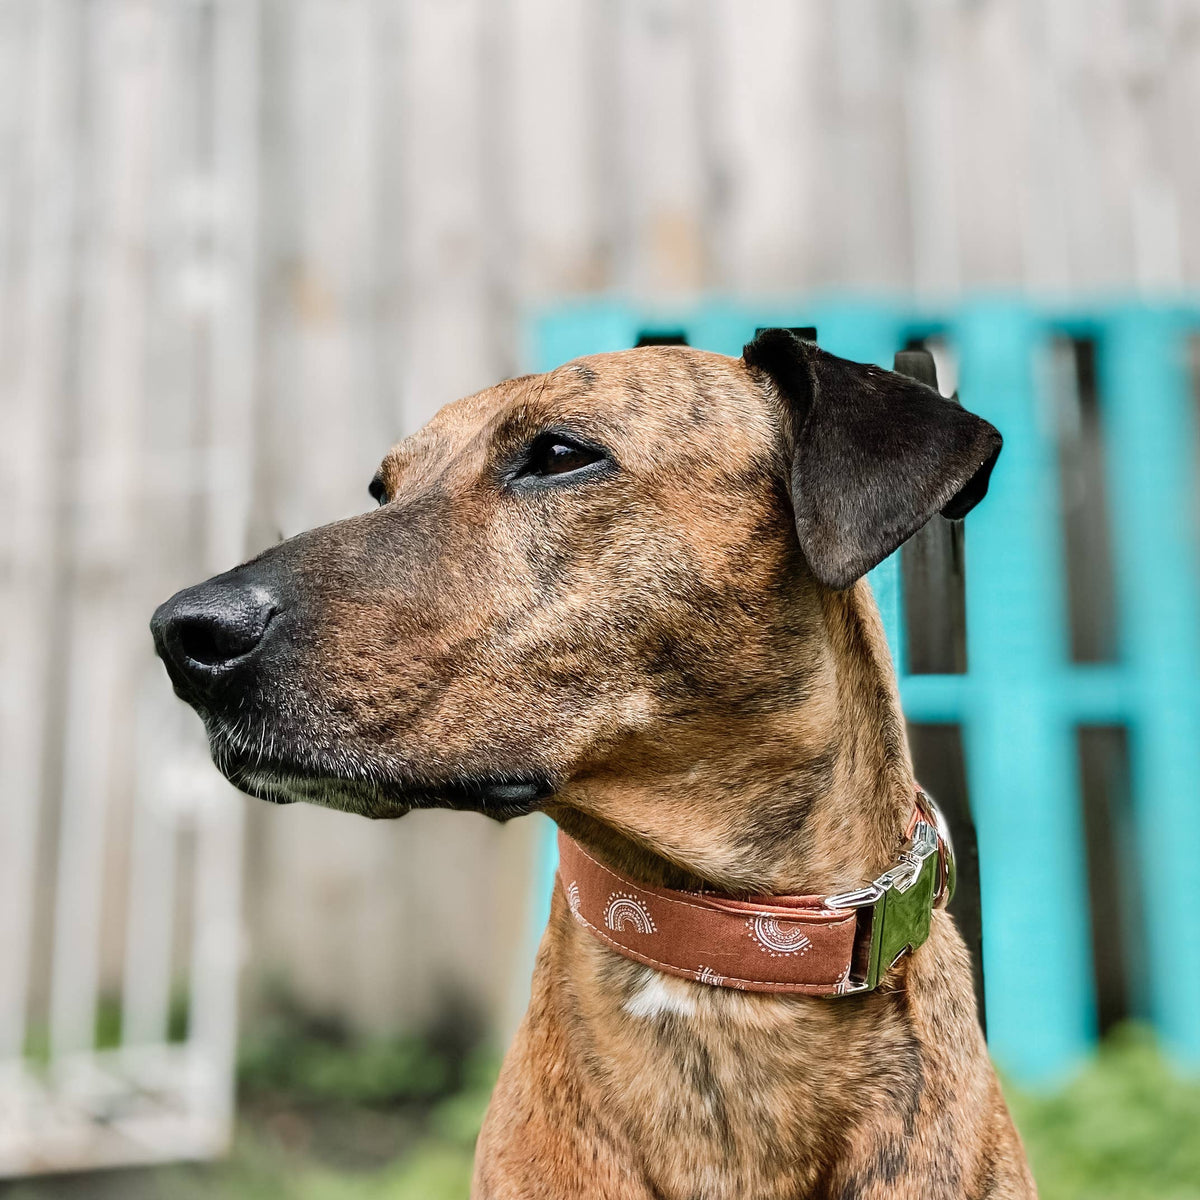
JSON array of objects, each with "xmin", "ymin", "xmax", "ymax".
[{"xmin": 2, "ymin": 1, "xmax": 1199, "ymax": 1197}]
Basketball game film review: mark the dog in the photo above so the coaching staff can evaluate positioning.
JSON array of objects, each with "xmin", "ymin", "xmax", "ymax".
[{"xmin": 152, "ymin": 329, "xmax": 1035, "ymax": 1198}]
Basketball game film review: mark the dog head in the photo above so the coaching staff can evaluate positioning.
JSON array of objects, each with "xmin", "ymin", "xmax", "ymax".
[{"xmin": 152, "ymin": 332, "xmax": 999, "ymax": 869}]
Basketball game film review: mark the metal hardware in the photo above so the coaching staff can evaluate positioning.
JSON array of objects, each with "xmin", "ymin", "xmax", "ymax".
[
  {"xmin": 823, "ymin": 882, "xmax": 884, "ymax": 910},
  {"xmin": 917, "ymin": 788, "xmax": 956, "ymax": 908},
  {"xmin": 825, "ymin": 797, "xmax": 956, "ymax": 994}
]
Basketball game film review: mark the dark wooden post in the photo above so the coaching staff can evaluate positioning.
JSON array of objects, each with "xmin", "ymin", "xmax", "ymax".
[{"xmin": 893, "ymin": 348, "xmax": 987, "ymax": 1034}]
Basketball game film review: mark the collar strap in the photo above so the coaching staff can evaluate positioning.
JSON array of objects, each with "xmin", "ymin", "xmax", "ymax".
[{"xmin": 557, "ymin": 790, "xmax": 954, "ymax": 996}]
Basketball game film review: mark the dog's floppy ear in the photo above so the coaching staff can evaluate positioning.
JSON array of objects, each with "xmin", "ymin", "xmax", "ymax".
[{"xmin": 744, "ymin": 328, "xmax": 1002, "ymax": 590}]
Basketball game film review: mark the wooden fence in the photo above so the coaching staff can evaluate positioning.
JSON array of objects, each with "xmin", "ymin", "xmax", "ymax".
[{"xmin": 4, "ymin": 0, "xmax": 1200, "ymax": 1171}]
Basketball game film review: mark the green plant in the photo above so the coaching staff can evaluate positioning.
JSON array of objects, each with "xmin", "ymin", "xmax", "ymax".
[
  {"xmin": 1008, "ymin": 1024, "xmax": 1200, "ymax": 1200},
  {"xmin": 240, "ymin": 1025, "xmax": 451, "ymax": 1108},
  {"xmin": 236, "ymin": 991, "xmax": 482, "ymax": 1110}
]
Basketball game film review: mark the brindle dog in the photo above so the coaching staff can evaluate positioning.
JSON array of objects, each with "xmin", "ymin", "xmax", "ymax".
[{"xmin": 152, "ymin": 329, "xmax": 1035, "ymax": 1199}]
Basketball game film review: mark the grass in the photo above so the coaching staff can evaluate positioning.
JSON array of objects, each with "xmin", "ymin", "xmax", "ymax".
[
  {"xmin": 1008, "ymin": 1025, "xmax": 1200, "ymax": 1200},
  {"xmin": 6, "ymin": 1022, "xmax": 1198, "ymax": 1199}
]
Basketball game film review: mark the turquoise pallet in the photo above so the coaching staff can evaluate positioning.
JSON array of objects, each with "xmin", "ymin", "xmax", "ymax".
[{"xmin": 526, "ymin": 298, "xmax": 1200, "ymax": 1085}]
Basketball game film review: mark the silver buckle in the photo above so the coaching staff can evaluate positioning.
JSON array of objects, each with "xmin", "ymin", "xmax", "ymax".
[{"xmin": 824, "ymin": 795, "xmax": 955, "ymax": 995}]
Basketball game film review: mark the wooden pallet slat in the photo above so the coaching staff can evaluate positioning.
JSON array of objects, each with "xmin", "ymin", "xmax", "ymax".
[
  {"xmin": 1101, "ymin": 307, "xmax": 1200, "ymax": 1066},
  {"xmin": 954, "ymin": 301, "xmax": 1096, "ymax": 1082}
]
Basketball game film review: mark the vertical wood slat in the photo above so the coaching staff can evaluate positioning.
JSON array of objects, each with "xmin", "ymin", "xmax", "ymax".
[
  {"xmin": 206, "ymin": 0, "xmax": 259, "ymax": 571},
  {"xmin": 0, "ymin": 0, "xmax": 80, "ymax": 1067},
  {"xmin": 829, "ymin": 0, "xmax": 909, "ymax": 290},
  {"xmin": 47, "ymin": 0, "xmax": 161, "ymax": 1061},
  {"xmin": 908, "ymin": 723, "xmax": 987, "ymax": 1029},
  {"xmin": 616, "ymin": 0, "xmax": 708, "ymax": 295},
  {"xmin": 705, "ymin": 0, "xmax": 811, "ymax": 292},
  {"xmin": 49, "ymin": 612, "xmax": 120, "ymax": 1058},
  {"xmin": 1019, "ymin": 0, "xmax": 1071, "ymax": 291},
  {"xmin": 0, "ymin": 0, "xmax": 27, "ymax": 323},
  {"xmin": 890, "ymin": 346, "xmax": 986, "ymax": 1029},
  {"xmin": 895, "ymin": 347, "xmax": 968, "ymax": 677},
  {"xmin": 1049, "ymin": 0, "xmax": 1139, "ymax": 292},
  {"xmin": 121, "ymin": 696, "xmax": 181, "ymax": 1047},
  {"xmin": 1047, "ymin": 336, "xmax": 1120, "ymax": 664},
  {"xmin": 1100, "ymin": 309, "xmax": 1200, "ymax": 1066},
  {"xmin": 399, "ymin": 0, "xmax": 497, "ymax": 429},
  {"xmin": 1076, "ymin": 724, "xmax": 1141, "ymax": 1033},
  {"xmin": 948, "ymin": 1, "xmax": 1030, "ymax": 290},
  {"xmin": 903, "ymin": 0, "xmax": 961, "ymax": 296},
  {"xmin": 177, "ymin": 0, "xmax": 258, "ymax": 1132},
  {"xmin": 956, "ymin": 301, "xmax": 1095, "ymax": 1082},
  {"xmin": 120, "ymin": 0, "xmax": 211, "ymax": 1055},
  {"xmin": 506, "ymin": 0, "xmax": 602, "ymax": 300},
  {"xmin": 288, "ymin": 0, "xmax": 378, "ymax": 527},
  {"xmin": 1122, "ymin": 3, "xmax": 1182, "ymax": 291},
  {"xmin": 1164, "ymin": 0, "xmax": 1200, "ymax": 284}
]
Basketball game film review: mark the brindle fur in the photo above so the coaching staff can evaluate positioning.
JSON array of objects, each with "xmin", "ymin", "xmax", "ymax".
[{"xmin": 156, "ymin": 345, "xmax": 1035, "ymax": 1198}]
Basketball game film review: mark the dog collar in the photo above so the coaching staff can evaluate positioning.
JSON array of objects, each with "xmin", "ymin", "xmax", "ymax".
[{"xmin": 557, "ymin": 790, "xmax": 954, "ymax": 996}]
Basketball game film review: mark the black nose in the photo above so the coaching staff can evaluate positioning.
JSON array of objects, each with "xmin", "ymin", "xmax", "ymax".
[{"xmin": 151, "ymin": 578, "xmax": 278, "ymax": 696}]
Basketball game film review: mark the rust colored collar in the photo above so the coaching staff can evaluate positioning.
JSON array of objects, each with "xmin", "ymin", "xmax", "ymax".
[{"xmin": 557, "ymin": 790, "xmax": 954, "ymax": 997}]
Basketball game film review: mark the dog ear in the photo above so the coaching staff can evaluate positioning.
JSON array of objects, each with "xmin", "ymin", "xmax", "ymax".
[{"xmin": 743, "ymin": 328, "xmax": 1002, "ymax": 590}]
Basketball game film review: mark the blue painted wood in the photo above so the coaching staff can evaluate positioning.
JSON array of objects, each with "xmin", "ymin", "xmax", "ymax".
[
  {"xmin": 1100, "ymin": 309, "xmax": 1200, "ymax": 1066},
  {"xmin": 527, "ymin": 299, "xmax": 1200, "ymax": 1083},
  {"xmin": 952, "ymin": 302, "xmax": 1095, "ymax": 1082}
]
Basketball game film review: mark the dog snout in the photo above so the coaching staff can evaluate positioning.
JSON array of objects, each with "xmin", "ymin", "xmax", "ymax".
[{"xmin": 151, "ymin": 576, "xmax": 279, "ymax": 697}]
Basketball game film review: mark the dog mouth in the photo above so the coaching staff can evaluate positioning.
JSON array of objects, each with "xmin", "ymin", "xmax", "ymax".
[{"xmin": 204, "ymin": 720, "xmax": 555, "ymax": 821}]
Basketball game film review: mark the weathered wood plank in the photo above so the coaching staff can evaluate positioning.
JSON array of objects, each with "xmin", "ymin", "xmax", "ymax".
[
  {"xmin": 396, "ymin": 0, "xmax": 498, "ymax": 423},
  {"xmin": 903, "ymin": 0, "xmax": 962, "ymax": 295},
  {"xmin": 49, "ymin": 0, "xmax": 162, "ymax": 1058},
  {"xmin": 1164, "ymin": 0, "xmax": 1200, "ymax": 285},
  {"xmin": 615, "ymin": 0, "xmax": 709, "ymax": 294},
  {"xmin": 0, "ymin": 0, "xmax": 81, "ymax": 1065},
  {"xmin": 1049, "ymin": 0, "xmax": 1138, "ymax": 291},
  {"xmin": 828, "ymin": 0, "xmax": 910, "ymax": 289},
  {"xmin": 507, "ymin": 0, "xmax": 605, "ymax": 298},
  {"xmin": 705, "ymin": 0, "xmax": 818, "ymax": 293}
]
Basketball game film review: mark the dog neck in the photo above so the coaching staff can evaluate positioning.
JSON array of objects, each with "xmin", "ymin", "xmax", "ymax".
[{"xmin": 547, "ymin": 580, "xmax": 915, "ymax": 899}]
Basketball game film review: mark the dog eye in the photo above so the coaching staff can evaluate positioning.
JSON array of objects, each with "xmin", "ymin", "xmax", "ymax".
[
  {"xmin": 518, "ymin": 436, "xmax": 606, "ymax": 481},
  {"xmin": 368, "ymin": 475, "xmax": 388, "ymax": 507}
]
